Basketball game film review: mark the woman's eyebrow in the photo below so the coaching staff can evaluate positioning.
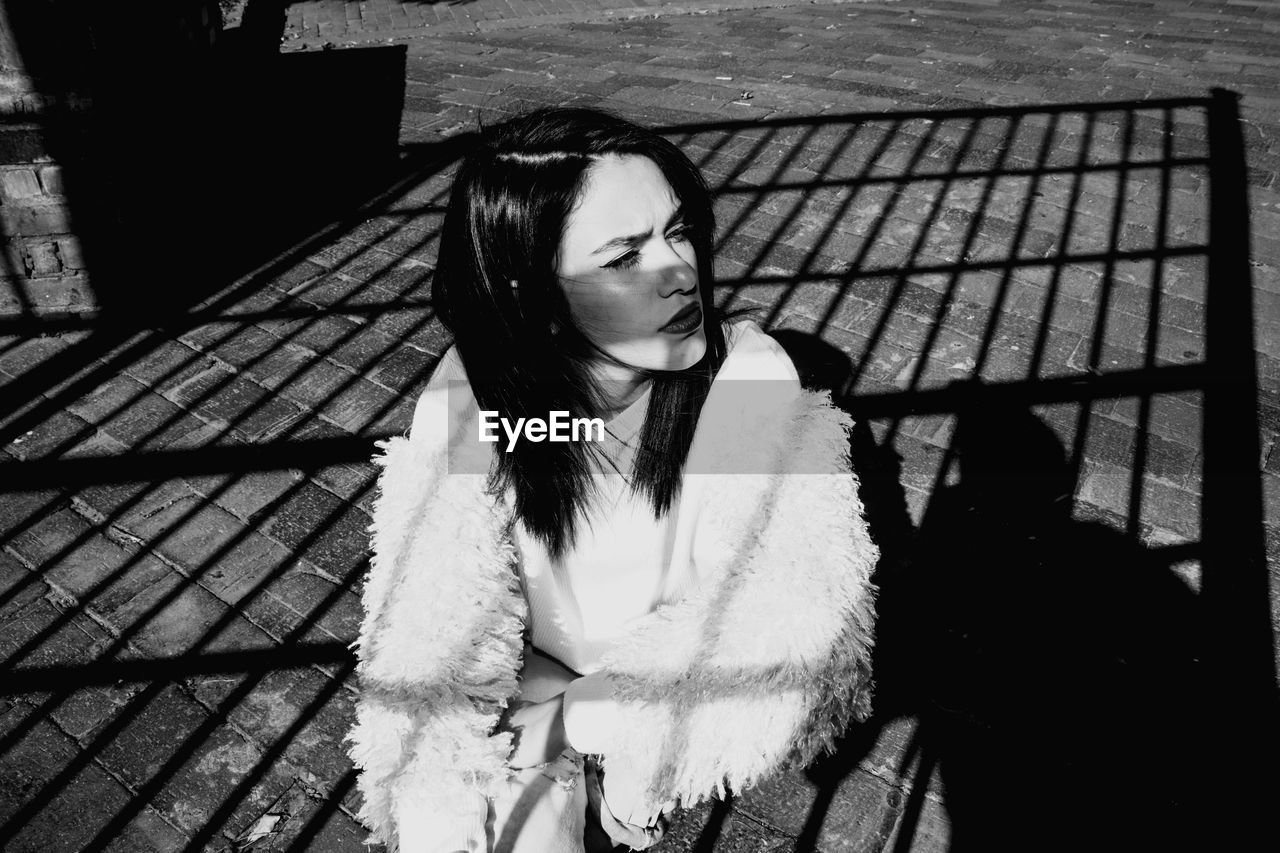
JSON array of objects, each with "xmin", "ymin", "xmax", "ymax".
[
  {"xmin": 592, "ymin": 229, "xmax": 650, "ymax": 256},
  {"xmin": 591, "ymin": 205, "xmax": 686, "ymax": 256}
]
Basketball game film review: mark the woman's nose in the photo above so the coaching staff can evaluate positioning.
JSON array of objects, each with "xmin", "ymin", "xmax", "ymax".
[{"xmin": 657, "ymin": 245, "xmax": 698, "ymax": 296}]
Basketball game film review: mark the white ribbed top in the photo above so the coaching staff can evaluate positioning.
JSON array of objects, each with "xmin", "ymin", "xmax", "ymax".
[{"xmin": 513, "ymin": 380, "xmax": 704, "ymax": 679}]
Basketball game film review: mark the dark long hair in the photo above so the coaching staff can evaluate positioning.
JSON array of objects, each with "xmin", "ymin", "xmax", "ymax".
[{"xmin": 433, "ymin": 107, "xmax": 727, "ymax": 558}]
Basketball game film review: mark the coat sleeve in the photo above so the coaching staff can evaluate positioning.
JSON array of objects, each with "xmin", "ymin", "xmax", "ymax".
[
  {"xmin": 347, "ymin": 349, "xmax": 526, "ymax": 851},
  {"xmin": 581, "ymin": 394, "xmax": 879, "ymax": 818}
]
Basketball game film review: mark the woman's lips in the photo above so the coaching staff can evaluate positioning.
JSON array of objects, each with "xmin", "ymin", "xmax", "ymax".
[{"xmin": 661, "ymin": 303, "xmax": 703, "ymax": 335}]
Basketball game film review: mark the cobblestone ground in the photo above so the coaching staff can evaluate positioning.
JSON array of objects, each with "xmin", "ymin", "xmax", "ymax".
[{"xmin": 2, "ymin": 0, "xmax": 1279, "ymax": 850}]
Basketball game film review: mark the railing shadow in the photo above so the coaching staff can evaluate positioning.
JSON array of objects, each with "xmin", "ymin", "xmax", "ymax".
[{"xmin": 0, "ymin": 85, "xmax": 1273, "ymax": 852}]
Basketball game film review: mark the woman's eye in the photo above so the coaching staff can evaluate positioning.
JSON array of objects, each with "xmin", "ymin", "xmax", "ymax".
[
  {"xmin": 604, "ymin": 250, "xmax": 641, "ymax": 270},
  {"xmin": 667, "ymin": 225, "xmax": 693, "ymax": 242}
]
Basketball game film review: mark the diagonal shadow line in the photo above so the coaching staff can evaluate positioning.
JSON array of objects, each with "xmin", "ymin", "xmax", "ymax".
[
  {"xmin": 910, "ymin": 111, "xmax": 1065, "ymax": 506},
  {"xmin": 0, "ymin": 436, "xmax": 383, "ymax": 490},
  {"xmin": 0, "ymin": 299, "xmax": 437, "ymax": 686},
  {"xmin": 970, "ymin": 106, "xmax": 1098, "ymax": 384},
  {"xmin": 844, "ymin": 115, "xmax": 985, "ymax": 389},
  {"xmin": 1125, "ymin": 106, "xmax": 1177, "ymax": 537},
  {"xmin": 0, "ymin": 240, "xmax": 394, "ymax": 456},
  {"xmin": 85, "ymin": 601, "xmax": 361, "ymax": 852},
  {"xmin": 0, "ymin": 294, "xmax": 433, "ymax": 624},
  {"xmin": 280, "ymin": 768, "xmax": 360, "ymax": 853},
  {"xmin": 0, "ymin": 282, "xmax": 390, "ymax": 470},
  {"xmin": 888, "ymin": 739, "xmax": 939, "ymax": 853},
  {"xmin": 969, "ymin": 111, "xmax": 1064, "ymax": 381},
  {"xmin": 157, "ymin": 658, "xmax": 359, "ymax": 853},
  {"xmin": 691, "ymin": 791, "xmax": 733, "ymax": 853},
  {"xmin": 872, "ymin": 114, "xmax": 1027, "ymax": 461},
  {"xmin": 0, "ymin": 469, "xmax": 373, "ymax": 762},
  {"xmin": 0, "ymin": 135, "xmax": 468, "ymax": 440},
  {"xmin": 1060, "ymin": 110, "xmax": 1121, "ymax": 493},
  {"xmin": 771, "ymin": 119, "xmax": 925, "ymax": 332},
  {"xmin": 724, "ymin": 121, "xmax": 835, "ymax": 280},
  {"xmin": 0, "ymin": 477, "xmax": 374, "ymax": 844},
  {"xmin": 0, "ymin": 253, "xmax": 440, "ymax": 618},
  {"xmin": 0, "ymin": 285, "xmax": 443, "ymax": 700},
  {"xmin": 744, "ymin": 121, "xmax": 874, "ymax": 326},
  {"xmin": 0, "ymin": 163, "xmax": 450, "ymax": 625},
  {"xmin": 778, "ymin": 123, "xmax": 893, "ymax": 271},
  {"xmin": 902, "ymin": 113, "xmax": 1027, "ymax": 378},
  {"xmin": 723, "ymin": 119, "xmax": 885, "ymax": 317},
  {"xmin": 278, "ymin": 200, "xmax": 445, "ymax": 306},
  {"xmin": 887, "ymin": 113, "xmax": 1030, "ymax": 431},
  {"xmin": 709, "ymin": 123, "xmax": 806, "ymax": 272},
  {"xmin": 0, "ymin": 296, "xmax": 436, "ymax": 337},
  {"xmin": 687, "ymin": 127, "xmax": 741, "ymax": 174},
  {"xmin": 2, "ymin": 642, "xmax": 352, "ymax": 693},
  {"xmin": 742, "ymin": 115, "xmax": 921, "ymax": 308},
  {"xmin": 850, "ymin": 113, "xmax": 998, "ymax": 352}
]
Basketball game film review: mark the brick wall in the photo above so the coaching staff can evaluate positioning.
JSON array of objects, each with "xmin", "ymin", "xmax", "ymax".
[
  {"xmin": 0, "ymin": 157, "xmax": 87, "ymax": 313},
  {"xmin": 0, "ymin": 0, "xmax": 222, "ymax": 317}
]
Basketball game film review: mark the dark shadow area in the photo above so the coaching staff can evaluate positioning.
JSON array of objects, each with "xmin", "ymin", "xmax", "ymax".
[
  {"xmin": 0, "ymin": 57, "xmax": 1273, "ymax": 853},
  {"xmin": 1, "ymin": 0, "xmax": 405, "ymax": 328},
  {"xmin": 878, "ymin": 392, "xmax": 1205, "ymax": 851}
]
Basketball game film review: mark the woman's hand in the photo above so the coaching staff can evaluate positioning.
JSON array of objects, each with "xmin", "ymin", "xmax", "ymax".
[
  {"xmin": 517, "ymin": 645, "xmax": 579, "ymax": 704},
  {"xmin": 501, "ymin": 693, "xmax": 570, "ymax": 770},
  {"xmin": 584, "ymin": 755, "xmax": 676, "ymax": 850},
  {"xmin": 499, "ymin": 645, "xmax": 580, "ymax": 770}
]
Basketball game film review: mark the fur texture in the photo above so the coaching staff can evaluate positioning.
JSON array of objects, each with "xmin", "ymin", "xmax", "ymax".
[{"xmin": 348, "ymin": 332, "xmax": 879, "ymax": 849}]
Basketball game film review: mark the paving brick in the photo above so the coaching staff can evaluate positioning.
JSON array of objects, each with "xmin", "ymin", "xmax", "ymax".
[
  {"xmin": 186, "ymin": 468, "xmax": 307, "ymax": 525},
  {"xmin": 119, "ymin": 337, "xmax": 207, "ymax": 387},
  {"xmin": 2, "ymin": 408, "xmax": 96, "ymax": 462},
  {"xmin": 661, "ymin": 796, "xmax": 791, "ymax": 852},
  {"xmin": 1, "ymin": 168, "xmax": 43, "ymax": 200},
  {"xmin": 242, "ymin": 340, "xmax": 323, "ymax": 391},
  {"xmin": 5, "ymin": 507, "xmax": 136, "ymax": 601},
  {"xmin": 739, "ymin": 765, "xmax": 906, "ymax": 850},
  {"xmin": 0, "ymin": 717, "xmax": 187, "ymax": 853},
  {"xmin": 0, "ymin": 549, "xmax": 43, "ymax": 620},
  {"xmin": 273, "ymin": 357, "xmax": 357, "ymax": 412},
  {"xmin": 317, "ymin": 376, "xmax": 400, "ymax": 434},
  {"xmin": 192, "ymin": 375, "xmax": 306, "ymax": 442},
  {"xmin": 93, "ymin": 683, "xmax": 271, "ymax": 837},
  {"xmin": 258, "ymin": 481, "xmax": 371, "ymax": 580}
]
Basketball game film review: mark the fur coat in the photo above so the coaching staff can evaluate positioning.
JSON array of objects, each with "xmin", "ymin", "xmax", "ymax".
[{"xmin": 347, "ymin": 322, "xmax": 879, "ymax": 850}]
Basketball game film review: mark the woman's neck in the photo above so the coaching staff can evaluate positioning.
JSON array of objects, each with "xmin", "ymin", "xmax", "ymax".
[{"xmin": 592, "ymin": 367, "xmax": 651, "ymax": 421}]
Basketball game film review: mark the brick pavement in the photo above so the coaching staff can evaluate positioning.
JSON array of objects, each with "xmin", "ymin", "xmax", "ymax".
[{"xmin": 2, "ymin": 0, "xmax": 1279, "ymax": 850}]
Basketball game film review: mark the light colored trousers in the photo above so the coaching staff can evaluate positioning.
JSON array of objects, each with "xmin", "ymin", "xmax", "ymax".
[
  {"xmin": 413, "ymin": 647, "xmax": 667, "ymax": 852},
  {"xmin": 490, "ymin": 747, "xmax": 591, "ymax": 853}
]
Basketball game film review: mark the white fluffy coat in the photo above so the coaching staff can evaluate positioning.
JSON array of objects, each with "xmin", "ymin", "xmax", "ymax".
[{"xmin": 348, "ymin": 327, "xmax": 879, "ymax": 850}]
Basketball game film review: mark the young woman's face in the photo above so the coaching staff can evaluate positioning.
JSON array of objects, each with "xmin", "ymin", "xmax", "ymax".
[{"xmin": 556, "ymin": 154, "xmax": 707, "ymax": 378}]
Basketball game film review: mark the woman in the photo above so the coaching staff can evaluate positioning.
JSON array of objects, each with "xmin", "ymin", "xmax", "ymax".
[{"xmin": 348, "ymin": 107, "xmax": 879, "ymax": 852}]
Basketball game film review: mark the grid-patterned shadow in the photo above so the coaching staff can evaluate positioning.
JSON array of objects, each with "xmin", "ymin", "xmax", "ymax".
[{"xmin": 0, "ymin": 90, "xmax": 1272, "ymax": 851}]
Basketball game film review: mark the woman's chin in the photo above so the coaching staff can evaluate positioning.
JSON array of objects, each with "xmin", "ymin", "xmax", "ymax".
[
  {"xmin": 662, "ymin": 329, "xmax": 707, "ymax": 370},
  {"xmin": 599, "ymin": 330, "xmax": 708, "ymax": 373}
]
